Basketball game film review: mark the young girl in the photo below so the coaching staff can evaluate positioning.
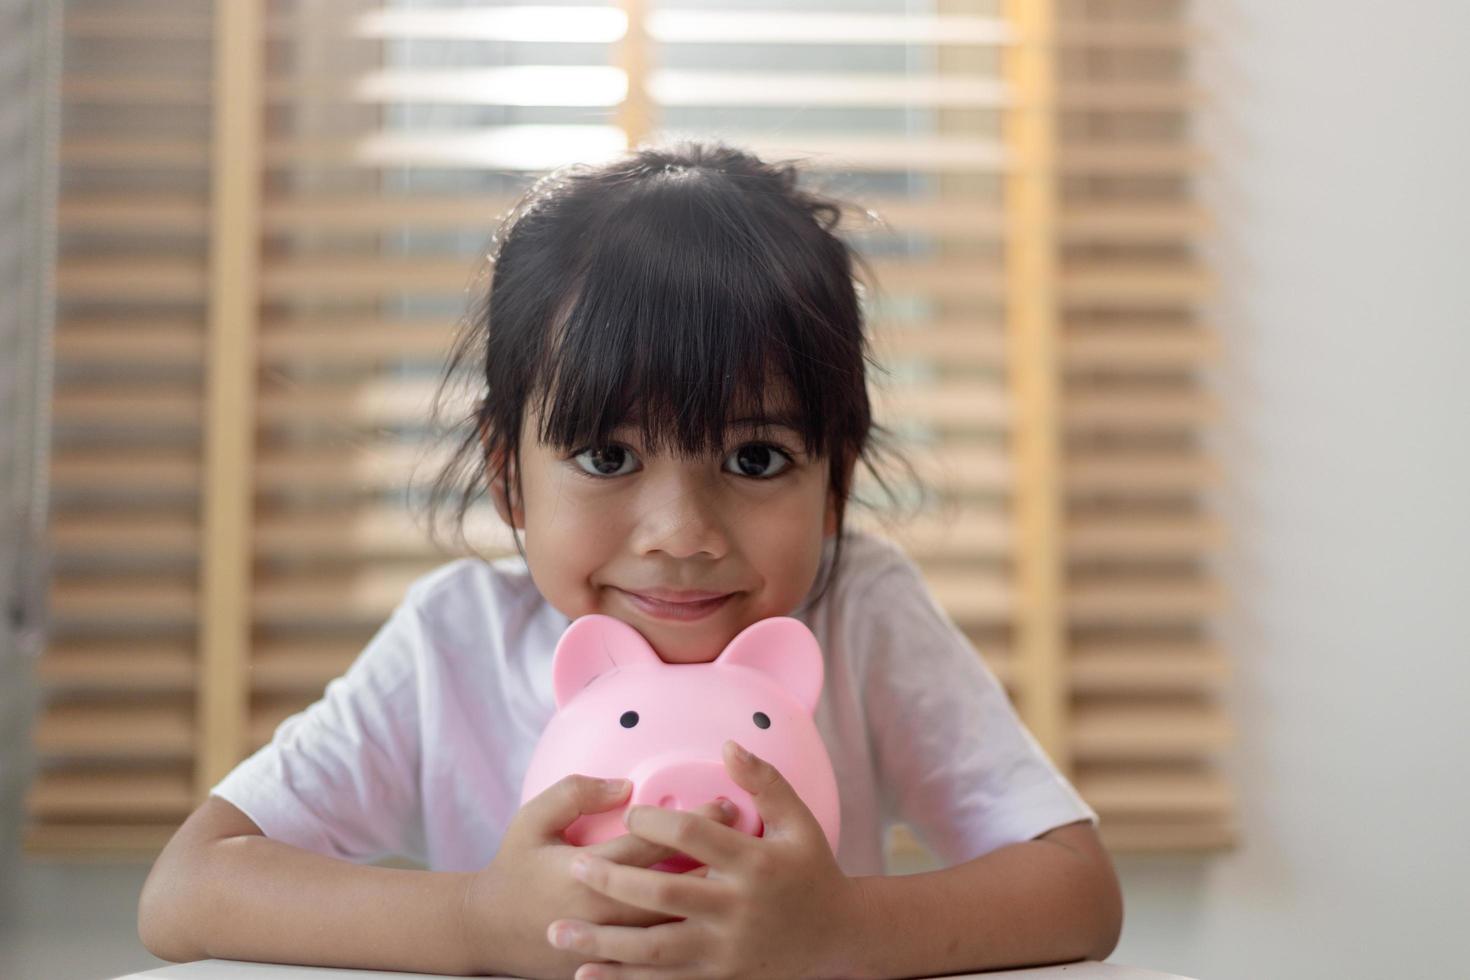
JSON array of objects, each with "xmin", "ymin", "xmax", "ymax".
[{"xmin": 139, "ymin": 142, "xmax": 1122, "ymax": 979}]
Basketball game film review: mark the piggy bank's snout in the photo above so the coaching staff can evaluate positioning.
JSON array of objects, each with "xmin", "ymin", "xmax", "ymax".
[{"xmin": 631, "ymin": 759, "xmax": 762, "ymax": 838}]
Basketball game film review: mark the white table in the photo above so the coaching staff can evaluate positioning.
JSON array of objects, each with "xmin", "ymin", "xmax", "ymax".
[{"xmin": 116, "ymin": 959, "xmax": 1196, "ymax": 979}]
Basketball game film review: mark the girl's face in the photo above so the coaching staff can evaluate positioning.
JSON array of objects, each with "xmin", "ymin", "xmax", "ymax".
[{"xmin": 489, "ymin": 390, "xmax": 840, "ymax": 664}]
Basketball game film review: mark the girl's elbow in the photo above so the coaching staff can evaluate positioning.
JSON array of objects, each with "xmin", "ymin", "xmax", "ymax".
[
  {"xmin": 138, "ymin": 879, "xmax": 187, "ymax": 961},
  {"xmin": 137, "ymin": 852, "xmax": 208, "ymax": 962},
  {"xmin": 1040, "ymin": 821, "xmax": 1124, "ymax": 962},
  {"xmin": 1089, "ymin": 862, "xmax": 1125, "ymax": 961},
  {"xmin": 140, "ymin": 797, "xmax": 260, "ymax": 961},
  {"xmin": 138, "ymin": 914, "xmax": 195, "ymax": 964},
  {"xmin": 1091, "ymin": 911, "xmax": 1123, "ymax": 962}
]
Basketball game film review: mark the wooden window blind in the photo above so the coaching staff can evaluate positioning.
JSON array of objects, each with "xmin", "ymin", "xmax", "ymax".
[
  {"xmin": 28, "ymin": 0, "xmax": 1232, "ymax": 858},
  {"xmin": 32, "ymin": 0, "xmax": 216, "ymax": 855}
]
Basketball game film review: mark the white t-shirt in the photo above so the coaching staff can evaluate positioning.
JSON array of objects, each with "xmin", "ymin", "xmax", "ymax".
[{"xmin": 212, "ymin": 530, "xmax": 1097, "ymax": 876}]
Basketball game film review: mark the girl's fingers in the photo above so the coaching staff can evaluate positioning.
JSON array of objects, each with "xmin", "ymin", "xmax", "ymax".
[
  {"xmin": 589, "ymin": 799, "xmax": 736, "ymax": 868},
  {"xmin": 722, "ymin": 740, "xmax": 818, "ymax": 842},
  {"xmin": 588, "ymin": 832, "xmax": 672, "ymax": 870},
  {"xmin": 548, "ymin": 919, "xmax": 702, "ymax": 972},
  {"xmin": 522, "ymin": 775, "xmax": 631, "ymax": 840},
  {"xmin": 623, "ymin": 803, "xmax": 750, "ymax": 870},
  {"xmin": 570, "ymin": 854, "xmax": 729, "ymax": 919}
]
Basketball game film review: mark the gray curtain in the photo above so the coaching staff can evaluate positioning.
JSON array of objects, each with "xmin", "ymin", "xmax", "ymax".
[{"xmin": 0, "ymin": 0, "xmax": 57, "ymax": 881}]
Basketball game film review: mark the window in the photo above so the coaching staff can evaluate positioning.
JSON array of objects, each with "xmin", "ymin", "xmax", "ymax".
[{"xmin": 30, "ymin": 0, "xmax": 1230, "ymax": 858}]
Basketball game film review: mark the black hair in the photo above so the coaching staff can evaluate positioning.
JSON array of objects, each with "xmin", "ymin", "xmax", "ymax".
[{"xmin": 420, "ymin": 140, "xmax": 922, "ymax": 610}]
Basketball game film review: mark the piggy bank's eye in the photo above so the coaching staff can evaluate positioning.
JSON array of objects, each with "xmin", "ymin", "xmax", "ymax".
[
  {"xmin": 752, "ymin": 711, "xmax": 771, "ymax": 729},
  {"xmin": 620, "ymin": 710, "xmax": 639, "ymax": 728}
]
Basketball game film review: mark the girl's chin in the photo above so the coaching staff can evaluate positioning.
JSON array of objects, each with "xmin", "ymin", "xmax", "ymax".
[
  {"xmin": 591, "ymin": 588, "xmax": 794, "ymax": 662},
  {"xmin": 627, "ymin": 613, "xmax": 749, "ymax": 665}
]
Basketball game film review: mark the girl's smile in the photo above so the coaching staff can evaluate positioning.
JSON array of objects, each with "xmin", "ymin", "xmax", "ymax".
[{"xmin": 611, "ymin": 586, "xmax": 738, "ymax": 622}]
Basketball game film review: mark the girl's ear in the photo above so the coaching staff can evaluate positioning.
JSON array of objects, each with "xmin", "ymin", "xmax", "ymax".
[
  {"xmin": 481, "ymin": 427, "xmax": 525, "ymax": 530},
  {"xmin": 823, "ymin": 456, "xmax": 856, "ymax": 538}
]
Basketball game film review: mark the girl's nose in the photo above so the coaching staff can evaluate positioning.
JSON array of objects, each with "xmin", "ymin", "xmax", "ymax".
[{"xmin": 630, "ymin": 470, "xmax": 730, "ymax": 559}]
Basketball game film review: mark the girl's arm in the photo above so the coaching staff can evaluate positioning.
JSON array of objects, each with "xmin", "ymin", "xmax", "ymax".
[
  {"xmin": 838, "ymin": 819, "xmax": 1123, "ymax": 978},
  {"xmin": 141, "ymin": 779, "xmax": 741, "ymax": 977},
  {"xmin": 138, "ymin": 796, "xmax": 478, "ymax": 975}
]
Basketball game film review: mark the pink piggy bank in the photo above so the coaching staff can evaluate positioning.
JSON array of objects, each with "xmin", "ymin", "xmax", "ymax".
[{"xmin": 520, "ymin": 613, "xmax": 840, "ymax": 871}]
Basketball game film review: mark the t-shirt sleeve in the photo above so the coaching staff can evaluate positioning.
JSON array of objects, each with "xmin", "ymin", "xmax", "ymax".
[
  {"xmin": 209, "ymin": 599, "xmax": 426, "ymax": 864},
  {"xmin": 856, "ymin": 553, "xmax": 1098, "ymax": 866}
]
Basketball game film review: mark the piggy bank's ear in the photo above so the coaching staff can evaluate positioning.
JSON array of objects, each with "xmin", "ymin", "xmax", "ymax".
[
  {"xmin": 553, "ymin": 614, "xmax": 661, "ymax": 707},
  {"xmin": 718, "ymin": 617, "xmax": 824, "ymax": 713}
]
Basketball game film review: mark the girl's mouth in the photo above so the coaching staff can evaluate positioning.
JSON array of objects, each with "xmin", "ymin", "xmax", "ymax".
[{"xmin": 616, "ymin": 588, "xmax": 734, "ymax": 621}]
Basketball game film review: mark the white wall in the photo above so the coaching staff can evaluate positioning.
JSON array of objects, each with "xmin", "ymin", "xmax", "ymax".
[
  {"xmin": 1110, "ymin": 3, "xmax": 1470, "ymax": 978},
  {"xmin": 0, "ymin": 0, "xmax": 51, "ymax": 877}
]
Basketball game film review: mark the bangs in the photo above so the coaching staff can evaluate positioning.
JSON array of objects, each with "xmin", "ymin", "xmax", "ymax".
[{"xmin": 527, "ymin": 178, "xmax": 861, "ymax": 460}]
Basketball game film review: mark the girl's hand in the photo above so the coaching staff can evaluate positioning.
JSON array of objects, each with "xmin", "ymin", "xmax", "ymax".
[
  {"xmin": 462, "ymin": 774, "xmax": 739, "ymax": 979},
  {"xmin": 545, "ymin": 741, "xmax": 859, "ymax": 980}
]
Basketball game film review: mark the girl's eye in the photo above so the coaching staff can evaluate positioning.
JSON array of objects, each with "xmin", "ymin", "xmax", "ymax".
[
  {"xmin": 570, "ymin": 443, "xmax": 792, "ymax": 479},
  {"xmin": 724, "ymin": 444, "xmax": 793, "ymax": 480},
  {"xmin": 572, "ymin": 445, "xmax": 640, "ymax": 478}
]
